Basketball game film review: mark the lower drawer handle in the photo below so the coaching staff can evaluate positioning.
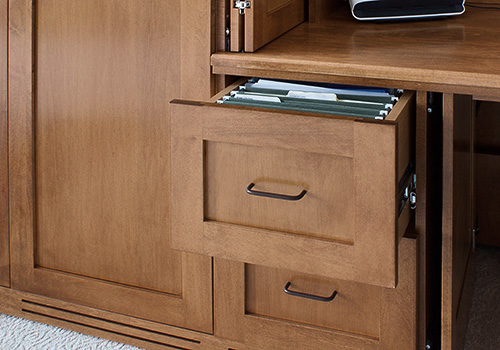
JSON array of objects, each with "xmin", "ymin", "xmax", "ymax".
[
  {"xmin": 283, "ymin": 282, "xmax": 338, "ymax": 302},
  {"xmin": 246, "ymin": 183, "xmax": 307, "ymax": 201}
]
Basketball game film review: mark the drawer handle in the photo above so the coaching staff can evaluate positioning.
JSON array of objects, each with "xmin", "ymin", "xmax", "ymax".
[
  {"xmin": 246, "ymin": 183, "xmax": 307, "ymax": 201},
  {"xmin": 283, "ymin": 282, "xmax": 338, "ymax": 302}
]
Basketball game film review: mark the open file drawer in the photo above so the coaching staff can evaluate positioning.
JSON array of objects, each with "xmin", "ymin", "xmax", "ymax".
[{"xmin": 170, "ymin": 81, "xmax": 415, "ymax": 287}]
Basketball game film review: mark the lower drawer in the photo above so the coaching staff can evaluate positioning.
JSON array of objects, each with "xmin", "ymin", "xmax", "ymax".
[{"xmin": 214, "ymin": 236, "xmax": 418, "ymax": 350}]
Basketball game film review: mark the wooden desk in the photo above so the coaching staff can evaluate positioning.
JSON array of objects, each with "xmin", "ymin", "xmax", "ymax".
[
  {"xmin": 1, "ymin": 2, "xmax": 497, "ymax": 350},
  {"xmin": 212, "ymin": 6, "xmax": 499, "ymax": 350}
]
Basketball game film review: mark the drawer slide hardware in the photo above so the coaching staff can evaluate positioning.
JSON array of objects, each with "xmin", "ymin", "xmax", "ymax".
[
  {"xmin": 246, "ymin": 183, "xmax": 307, "ymax": 201},
  {"xmin": 398, "ymin": 162, "xmax": 417, "ymax": 215},
  {"xmin": 284, "ymin": 282, "xmax": 338, "ymax": 302},
  {"xmin": 234, "ymin": 0, "xmax": 251, "ymax": 15}
]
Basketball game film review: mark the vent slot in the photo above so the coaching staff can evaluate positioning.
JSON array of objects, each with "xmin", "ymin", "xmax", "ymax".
[{"xmin": 21, "ymin": 299, "xmax": 200, "ymax": 350}]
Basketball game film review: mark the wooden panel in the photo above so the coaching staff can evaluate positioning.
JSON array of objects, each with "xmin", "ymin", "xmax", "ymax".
[
  {"xmin": 205, "ymin": 141, "xmax": 355, "ymax": 243},
  {"xmin": 0, "ymin": 287, "xmax": 257, "ymax": 350},
  {"xmin": 245, "ymin": 265, "xmax": 381, "ymax": 338},
  {"xmin": 34, "ymin": 0, "xmax": 180, "ymax": 293},
  {"xmin": 214, "ymin": 236, "xmax": 418, "ymax": 350},
  {"xmin": 213, "ymin": 7, "xmax": 500, "ymax": 97},
  {"xmin": 476, "ymin": 101, "xmax": 500, "ymax": 154},
  {"xmin": 308, "ymin": 0, "xmax": 343, "ymax": 23},
  {"xmin": 242, "ymin": 0, "xmax": 306, "ymax": 52},
  {"xmin": 476, "ymin": 153, "xmax": 500, "ymax": 246},
  {"xmin": 170, "ymin": 91, "xmax": 414, "ymax": 287},
  {"xmin": 230, "ymin": 3, "xmax": 244, "ymax": 52},
  {"xmin": 475, "ymin": 101, "xmax": 500, "ymax": 246},
  {"xmin": 0, "ymin": 0, "xmax": 8, "ymax": 287},
  {"xmin": 442, "ymin": 94, "xmax": 474, "ymax": 350},
  {"xmin": 9, "ymin": 0, "xmax": 212, "ymax": 332}
]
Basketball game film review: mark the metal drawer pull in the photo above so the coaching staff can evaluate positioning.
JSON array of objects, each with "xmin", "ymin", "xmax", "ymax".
[
  {"xmin": 283, "ymin": 282, "xmax": 338, "ymax": 302},
  {"xmin": 246, "ymin": 183, "xmax": 307, "ymax": 201}
]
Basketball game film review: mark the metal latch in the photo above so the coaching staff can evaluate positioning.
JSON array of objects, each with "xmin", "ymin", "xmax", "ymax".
[{"xmin": 234, "ymin": 0, "xmax": 251, "ymax": 15}]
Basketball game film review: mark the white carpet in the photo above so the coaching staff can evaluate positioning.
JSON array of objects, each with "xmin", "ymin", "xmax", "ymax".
[{"xmin": 0, "ymin": 314, "xmax": 142, "ymax": 350}]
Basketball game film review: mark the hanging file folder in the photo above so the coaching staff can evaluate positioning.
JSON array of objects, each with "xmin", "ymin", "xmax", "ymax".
[{"xmin": 218, "ymin": 78, "xmax": 402, "ymax": 120}]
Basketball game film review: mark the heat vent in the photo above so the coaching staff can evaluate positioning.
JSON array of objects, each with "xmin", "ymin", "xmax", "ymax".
[{"xmin": 21, "ymin": 299, "xmax": 201, "ymax": 350}]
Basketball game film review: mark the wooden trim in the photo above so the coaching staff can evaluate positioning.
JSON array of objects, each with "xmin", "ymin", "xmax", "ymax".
[
  {"xmin": 9, "ymin": 0, "xmax": 34, "ymax": 291},
  {"xmin": 0, "ymin": 287, "xmax": 258, "ymax": 350},
  {"xmin": 441, "ymin": 94, "xmax": 474, "ymax": 350},
  {"xmin": 0, "ymin": 0, "xmax": 9, "ymax": 287},
  {"xmin": 230, "ymin": 4, "xmax": 243, "ymax": 52}
]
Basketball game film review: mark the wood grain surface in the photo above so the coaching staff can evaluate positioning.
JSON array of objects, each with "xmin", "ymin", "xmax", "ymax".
[
  {"xmin": 171, "ymin": 91, "xmax": 414, "ymax": 287},
  {"xmin": 214, "ymin": 236, "xmax": 418, "ymax": 350},
  {"xmin": 0, "ymin": 0, "xmax": 8, "ymax": 288},
  {"xmin": 8, "ymin": 0, "xmax": 213, "ymax": 332},
  {"xmin": 441, "ymin": 94, "xmax": 475, "ymax": 350},
  {"xmin": 242, "ymin": 0, "xmax": 306, "ymax": 52},
  {"xmin": 214, "ymin": 6, "xmax": 500, "ymax": 97},
  {"xmin": 475, "ymin": 101, "xmax": 500, "ymax": 246}
]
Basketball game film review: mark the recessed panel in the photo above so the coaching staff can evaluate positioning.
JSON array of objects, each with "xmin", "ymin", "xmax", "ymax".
[
  {"xmin": 245, "ymin": 264, "xmax": 381, "ymax": 339},
  {"xmin": 34, "ymin": 0, "xmax": 181, "ymax": 294},
  {"xmin": 205, "ymin": 141, "xmax": 355, "ymax": 243}
]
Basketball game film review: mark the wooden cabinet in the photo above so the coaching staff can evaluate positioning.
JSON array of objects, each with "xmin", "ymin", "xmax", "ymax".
[
  {"xmin": 170, "ymin": 84, "xmax": 415, "ymax": 288},
  {"xmin": 1, "ymin": 1, "xmax": 493, "ymax": 350},
  {"xmin": 0, "ymin": 0, "xmax": 8, "ymax": 288},
  {"xmin": 7, "ymin": 0, "xmax": 212, "ymax": 332}
]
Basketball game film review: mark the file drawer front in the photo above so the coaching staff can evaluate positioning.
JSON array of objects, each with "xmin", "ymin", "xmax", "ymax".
[
  {"xmin": 205, "ymin": 141, "xmax": 355, "ymax": 243},
  {"xmin": 245, "ymin": 264, "xmax": 381, "ymax": 338},
  {"xmin": 214, "ymin": 236, "xmax": 418, "ymax": 350},
  {"xmin": 170, "ymin": 91, "xmax": 414, "ymax": 287}
]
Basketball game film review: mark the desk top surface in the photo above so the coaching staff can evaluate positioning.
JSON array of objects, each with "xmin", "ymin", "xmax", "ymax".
[{"xmin": 212, "ymin": 6, "xmax": 500, "ymax": 97}]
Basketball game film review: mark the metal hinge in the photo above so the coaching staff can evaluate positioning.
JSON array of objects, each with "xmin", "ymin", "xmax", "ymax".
[
  {"xmin": 225, "ymin": 26, "xmax": 231, "ymax": 51},
  {"xmin": 234, "ymin": 0, "xmax": 251, "ymax": 15}
]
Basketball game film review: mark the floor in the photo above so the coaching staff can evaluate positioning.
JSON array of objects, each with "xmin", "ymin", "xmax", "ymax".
[
  {"xmin": 463, "ymin": 244, "xmax": 500, "ymax": 350},
  {"xmin": 0, "ymin": 313, "xmax": 141, "ymax": 350}
]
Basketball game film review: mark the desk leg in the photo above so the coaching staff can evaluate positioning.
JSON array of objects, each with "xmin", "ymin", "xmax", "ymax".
[{"xmin": 442, "ymin": 94, "xmax": 475, "ymax": 350}]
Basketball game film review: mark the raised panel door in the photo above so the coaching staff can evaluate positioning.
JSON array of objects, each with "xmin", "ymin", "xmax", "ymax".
[{"xmin": 9, "ymin": 0, "xmax": 213, "ymax": 332}]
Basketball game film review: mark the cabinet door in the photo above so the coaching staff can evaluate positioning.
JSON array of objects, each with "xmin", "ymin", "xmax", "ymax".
[
  {"xmin": 0, "ymin": 0, "xmax": 8, "ymax": 288},
  {"xmin": 9, "ymin": 0, "xmax": 212, "ymax": 332},
  {"xmin": 230, "ymin": 0, "xmax": 306, "ymax": 52}
]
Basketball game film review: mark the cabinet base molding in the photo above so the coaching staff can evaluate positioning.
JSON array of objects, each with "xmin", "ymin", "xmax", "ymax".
[{"xmin": 0, "ymin": 287, "xmax": 252, "ymax": 350}]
